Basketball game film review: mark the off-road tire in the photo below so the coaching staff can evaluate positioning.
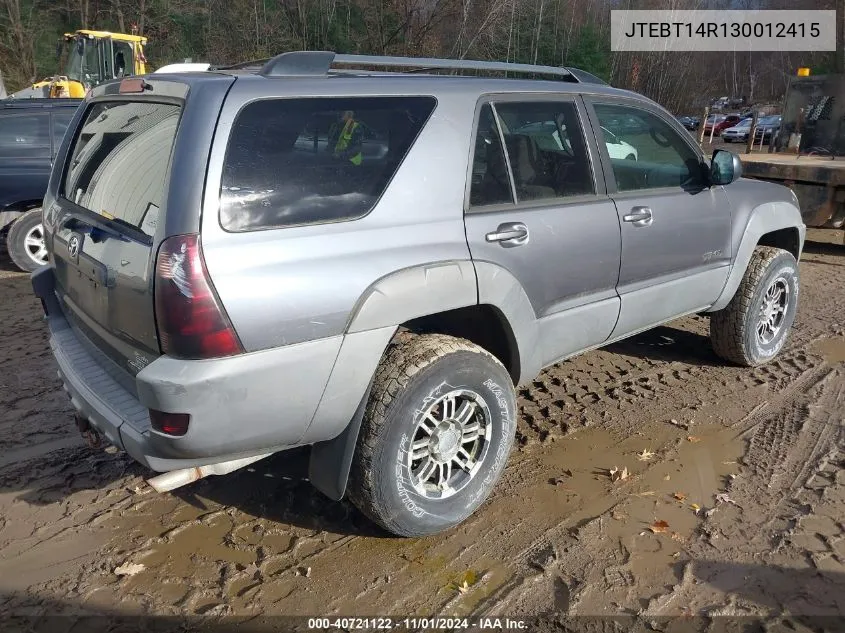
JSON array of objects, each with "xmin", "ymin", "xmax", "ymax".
[
  {"xmin": 347, "ymin": 333, "xmax": 516, "ymax": 537},
  {"xmin": 710, "ymin": 246, "xmax": 799, "ymax": 366},
  {"xmin": 7, "ymin": 208, "xmax": 46, "ymax": 273}
]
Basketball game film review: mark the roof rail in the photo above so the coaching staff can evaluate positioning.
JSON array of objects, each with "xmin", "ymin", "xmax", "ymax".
[{"xmin": 258, "ymin": 51, "xmax": 606, "ymax": 84}]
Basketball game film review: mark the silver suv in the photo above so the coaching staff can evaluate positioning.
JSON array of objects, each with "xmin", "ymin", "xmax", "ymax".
[{"xmin": 32, "ymin": 52, "xmax": 805, "ymax": 537}]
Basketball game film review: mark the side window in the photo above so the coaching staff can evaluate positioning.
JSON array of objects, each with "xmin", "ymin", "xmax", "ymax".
[
  {"xmin": 51, "ymin": 110, "xmax": 75, "ymax": 156},
  {"xmin": 469, "ymin": 104, "xmax": 513, "ymax": 207},
  {"xmin": 0, "ymin": 113, "xmax": 50, "ymax": 158},
  {"xmin": 220, "ymin": 96, "xmax": 436, "ymax": 232},
  {"xmin": 592, "ymin": 103, "xmax": 704, "ymax": 192},
  {"xmin": 113, "ymin": 41, "xmax": 133, "ymax": 78},
  {"xmin": 495, "ymin": 101, "xmax": 595, "ymax": 201}
]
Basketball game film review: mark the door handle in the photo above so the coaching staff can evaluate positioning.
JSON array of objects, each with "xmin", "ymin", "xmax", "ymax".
[
  {"xmin": 485, "ymin": 223, "xmax": 529, "ymax": 246},
  {"xmin": 622, "ymin": 206, "xmax": 653, "ymax": 227}
]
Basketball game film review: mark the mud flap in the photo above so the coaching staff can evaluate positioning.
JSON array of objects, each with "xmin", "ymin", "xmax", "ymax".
[{"xmin": 308, "ymin": 381, "xmax": 373, "ymax": 501}]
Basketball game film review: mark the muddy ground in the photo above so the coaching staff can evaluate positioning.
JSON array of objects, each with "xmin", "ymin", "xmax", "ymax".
[{"xmin": 0, "ymin": 231, "xmax": 843, "ymax": 631}]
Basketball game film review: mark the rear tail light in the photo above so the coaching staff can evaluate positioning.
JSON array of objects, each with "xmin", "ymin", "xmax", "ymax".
[
  {"xmin": 150, "ymin": 410, "xmax": 190, "ymax": 436},
  {"xmin": 154, "ymin": 233, "xmax": 244, "ymax": 359}
]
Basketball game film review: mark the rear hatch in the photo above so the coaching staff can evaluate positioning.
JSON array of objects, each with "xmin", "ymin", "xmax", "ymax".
[{"xmin": 46, "ymin": 76, "xmax": 227, "ymax": 391}]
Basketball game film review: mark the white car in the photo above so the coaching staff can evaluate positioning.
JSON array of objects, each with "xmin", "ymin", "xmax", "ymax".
[
  {"xmin": 601, "ymin": 126, "xmax": 638, "ymax": 160},
  {"xmin": 515, "ymin": 122, "xmax": 638, "ymax": 161}
]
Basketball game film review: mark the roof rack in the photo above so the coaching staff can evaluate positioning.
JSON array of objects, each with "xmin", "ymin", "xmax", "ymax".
[{"xmin": 255, "ymin": 51, "xmax": 606, "ymax": 84}]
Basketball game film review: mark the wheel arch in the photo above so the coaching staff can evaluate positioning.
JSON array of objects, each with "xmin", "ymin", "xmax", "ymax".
[
  {"xmin": 707, "ymin": 200, "xmax": 805, "ymax": 313},
  {"xmin": 307, "ymin": 260, "xmax": 537, "ymax": 501},
  {"xmin": 0, "ymin": 201, "xmax": 43, "ymax": 232}
]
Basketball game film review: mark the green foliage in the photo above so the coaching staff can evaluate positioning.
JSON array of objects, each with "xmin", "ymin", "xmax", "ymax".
[{"xmin": 562, "ymin": 24, "xmax": 611, "ymax": 81}]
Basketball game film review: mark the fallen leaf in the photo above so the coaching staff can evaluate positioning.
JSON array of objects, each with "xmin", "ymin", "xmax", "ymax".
[
  {"xmin": 609, "ymin": 467, "xmax": 630, "ymax": 483},
  {"xmin": 690, "ymin": 503, "xmax": 701, "ymax": 513},
  {"xmin": 715, "ymin": 493, "xmax": 739, "ymax": 506},
  {"xmin": 663, "ymin": 474, "xmax": 671, "ymax": 481},
  {"xmin": 114, "ymin": 562, "xmax": 145, "ymax": 577},
  {"xmin": 637, "ymin": 449, "xmax": 656, "ymax": 461},
  {"xmin": 687, "ymin": 436, "xmax": 701, "ymax": 443},
  {"xmin": 673, "ymin": 492, "xmax": 688, "ymax": 501},
  {"xmin": 649, "ymin": 520, "xmax": 670, "ymax": 533}
]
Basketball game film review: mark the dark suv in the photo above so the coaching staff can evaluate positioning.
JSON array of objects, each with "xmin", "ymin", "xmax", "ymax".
[{"xmin": 1, "ymin": 98, "xmax": 80, "ymax": 271}]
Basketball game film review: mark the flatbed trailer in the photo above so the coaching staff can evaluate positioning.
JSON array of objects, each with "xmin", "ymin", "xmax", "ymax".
[{"xmin": 740, "ymin": 154, "xmax": 845, "ymax": 229}]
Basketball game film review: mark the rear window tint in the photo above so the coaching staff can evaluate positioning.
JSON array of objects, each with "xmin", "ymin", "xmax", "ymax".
[
  {"xmin": 220, "ymin": 96, "xmax": 437, "ymax": 232},
  {"xmin": 63, "ymin": 101, "xmax": 181, "ymax": 238},
  {"xmin": 0, "ymin": 112, "xmax": 50, "ymax": 158},
  {"xmin": 51, "ymin": 110, "xmax": 75, "ymax": 152}
]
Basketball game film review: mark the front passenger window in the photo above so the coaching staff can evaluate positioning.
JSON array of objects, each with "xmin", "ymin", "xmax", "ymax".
[{"xmin": 593, "ymin": 103, "xmax": 704, "ymax": 192}]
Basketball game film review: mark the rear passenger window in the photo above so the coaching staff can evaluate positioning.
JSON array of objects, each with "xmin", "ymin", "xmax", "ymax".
[
  {"xmin": 495, "ymin": 102, "xmax": 595, "ymax": 201},
  {"xmin": 469, "ymin": 104, "xmax": 513, "ymax": 206},
  {"xmin": 51, "ymin": 110, "xmax": 75, "ymax": 155},
  {"xmin": 220, "ymin": 96, "xmax": 436, "ymax": 232},
  {"xmin": 0, "ymin": 113, "xmax": 50, "ymax": 158}
]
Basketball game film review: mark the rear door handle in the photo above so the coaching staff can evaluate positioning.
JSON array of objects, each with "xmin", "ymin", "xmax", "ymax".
[
  {"xmin": 485, "ymin": 222, "xmax": 529, "ymax": 246},
  {"xmin": 622, "ymin": 206, "xmax": 653, "ymax": 227}
]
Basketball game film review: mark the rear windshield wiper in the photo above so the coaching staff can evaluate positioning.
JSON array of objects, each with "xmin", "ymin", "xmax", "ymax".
[{"xmin": 63, "ymin": 213, "xmax": 131, "ymax": 243}]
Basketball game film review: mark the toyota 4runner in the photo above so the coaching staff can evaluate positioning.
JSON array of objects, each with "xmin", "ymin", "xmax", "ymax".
[{"xmin": 32, "ymin": 52, "xmax": 805, "ymax": 537}]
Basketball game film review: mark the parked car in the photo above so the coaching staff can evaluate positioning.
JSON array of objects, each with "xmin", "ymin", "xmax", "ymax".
[
  {"xmin": 721, "ymin": 118, "xmax": 753, "ymax": 143},
  {"xmin": 754, "ymin": 115, "xmax": 782, "ymax": 143},
  {"xmin": 704, "ymin": 114, "xmax": 741, "ymax": 136},
  {"xmin": 601, "ymin": 126, "xmax": 638, "ymax": 160},
  {"xmin": 0, "ymin": 98, "xmax": 80, "ymax": 271},
  {"xmin": 514, "ymin": 121, "xmax": 638, "ymax": 160},
  {"xmin": 603, "ymin": 113, "xmax": 649, "ymax": 136},
  {"xmin": 32, "ymin": 52, "xmax": 805, "ymax": 538},
  {"xmin": 676, "ymin": 115, "xmax": 699, "ymax": 130}
]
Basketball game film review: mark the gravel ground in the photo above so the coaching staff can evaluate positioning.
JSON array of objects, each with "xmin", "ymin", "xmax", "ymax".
[{"xmin": 0, "ymin": 230, "xmax": 843, "ymax": 630}]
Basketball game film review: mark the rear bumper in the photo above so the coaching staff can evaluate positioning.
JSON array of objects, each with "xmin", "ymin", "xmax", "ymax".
[{"xmin": 32, "ymin": 266, "xmax": 343, "ymax": 472}]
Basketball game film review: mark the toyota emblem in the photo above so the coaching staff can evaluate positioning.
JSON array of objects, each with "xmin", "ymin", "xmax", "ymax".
[{"xmin": 68, "ymin": 235, "xmax": 80, "ymax": 258}]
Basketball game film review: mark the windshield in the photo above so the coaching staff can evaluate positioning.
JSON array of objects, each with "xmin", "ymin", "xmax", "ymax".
[{"xmin": 62, "ymin": 37, "xmax": 98, "ymax": 85}]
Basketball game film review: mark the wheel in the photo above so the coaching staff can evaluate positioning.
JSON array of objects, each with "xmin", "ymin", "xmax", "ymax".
[
  {"xmin": 710, "ymin": 246, "xmax": 799, "ymax": 367},
  {"xmin": 6, "ymin": 208, "xmax": 47, "ymax": 272},
  {"xmin": 347, "ymin": 333, "xmax": 516, "ymax": 537},
  {"xmin": 625, "ymin": 154, "xmax": 636, "ymax": 161}
]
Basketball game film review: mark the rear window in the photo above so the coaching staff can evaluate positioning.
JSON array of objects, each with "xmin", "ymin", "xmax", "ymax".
[
  {"xmin": 63, "ymin": 101, "xmax": 181, "ymax": 238},
  {"xmin": 220, "ymin": 96, "xmax": 437, "ymax": 232},
  {"xmin": 0, "ymin": 112, "xmax": 50, "ymax": 158}
]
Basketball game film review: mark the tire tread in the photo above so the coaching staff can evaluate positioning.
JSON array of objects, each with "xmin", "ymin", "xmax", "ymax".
[
  {"xmin": 347, "ymin": 332, "xmax": 506, "ymax": 536},
  {"xmin": 710, "ymin": 245, "xmax": 791, "ymax": 366}
]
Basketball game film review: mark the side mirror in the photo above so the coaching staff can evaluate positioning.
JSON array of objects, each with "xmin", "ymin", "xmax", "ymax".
[{"xmin": 710, "ymin": 149, "xmax": 742, "ymax": 185}]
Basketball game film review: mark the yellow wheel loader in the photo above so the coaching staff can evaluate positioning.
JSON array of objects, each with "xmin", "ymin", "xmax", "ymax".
[{"xmin": 12, "ymin": 29, "xmax": 147, "ymax": 99}]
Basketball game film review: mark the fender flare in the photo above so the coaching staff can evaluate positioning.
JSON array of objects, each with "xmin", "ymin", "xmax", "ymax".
[
  {"xmin": 307, "ymin": 259, "xmax": 539, "ymax": 499},
  {"xmin": 308, "ymin": 260, "xmax": 478, "ymax": 500},
  {"xmin": 473, "ymin": 261, "xmax": 541, "ymax": 385},
  {"xmin": 707, "ymin": 201, "xmax": 806, "ymax": 313}
]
